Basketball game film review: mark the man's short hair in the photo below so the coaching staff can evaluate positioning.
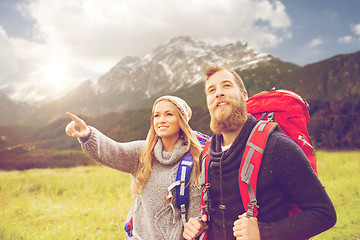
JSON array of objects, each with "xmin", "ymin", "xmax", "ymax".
[{"xmin": 205, "ymin": 65, "xmax": 247, "ymax": 92}]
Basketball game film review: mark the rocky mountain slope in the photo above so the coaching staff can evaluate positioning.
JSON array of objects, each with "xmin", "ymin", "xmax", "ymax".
[{"xmin": 31, "ymin": 36, "xmax": 291, "ymax": 125}]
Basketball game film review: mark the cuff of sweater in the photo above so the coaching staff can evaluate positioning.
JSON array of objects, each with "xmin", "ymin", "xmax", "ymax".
[
  {"xmin": 78, "ymin": 126, "xmax": 98, "ymax": 152},
  {"xmin": 79, "ymin": 129, "xmax": 92, "ymax": 143}
]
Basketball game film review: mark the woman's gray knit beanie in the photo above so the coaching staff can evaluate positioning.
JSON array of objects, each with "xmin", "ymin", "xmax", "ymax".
[{"xmin": 153, "ymin": 96, "xmax": 192, "ymax": 123}]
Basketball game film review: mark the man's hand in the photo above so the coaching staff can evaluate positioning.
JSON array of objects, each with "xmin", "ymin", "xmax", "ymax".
[
  {"xmin": 233, "ymin": 213, "xmax": 260, "ymax": 240},
  {"xmin": 65, "ymin": 112, "xmax": 91, "ymax": 138},
  {"xmin": 183, "ymin": 215, "xmax": 207, "ymax": 240}
]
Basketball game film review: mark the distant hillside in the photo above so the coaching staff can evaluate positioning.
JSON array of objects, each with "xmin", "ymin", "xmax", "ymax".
[
  {"xmin": 279, "ymin": 50, "xmax": 360, "ymax": 101},
  {"xmin": 308, "ymin": 100, "xmax": 360, "ymax": 149},
  {"xmin": 0, "ymin": 93, "xmax": 35, "ymax": 126},
  {"xmin": 0, "ymin": 125, "xmax": 37, "ymax": 149},
  {"xmin": 0, "ymin": 108, "xmax": 211, "ymax": 170}
]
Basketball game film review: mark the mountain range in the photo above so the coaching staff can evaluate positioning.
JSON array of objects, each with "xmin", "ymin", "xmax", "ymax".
[
  {"xmin": 0, "ymin": 36, "xmax": 359, "ymax": 170},
  {"xmin": 2, "ymin": 36, "xmax": 360, "ymax": 127},
  {"xmin": 1, "ymin": 36, "xmax": 302, "ymax": 126}
]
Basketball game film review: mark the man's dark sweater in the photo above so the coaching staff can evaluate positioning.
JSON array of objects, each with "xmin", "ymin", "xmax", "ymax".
[{"xmin": 204, "ymin": 114, "xmax": 336, "ymax": 240}]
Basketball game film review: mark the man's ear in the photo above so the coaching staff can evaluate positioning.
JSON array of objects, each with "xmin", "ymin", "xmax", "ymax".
[{"xmin": 243, "ymin": 91, "xmax": 248, "ymax": 101}]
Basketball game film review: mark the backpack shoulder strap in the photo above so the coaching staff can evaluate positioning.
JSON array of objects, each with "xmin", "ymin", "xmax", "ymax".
[
  {"xmin": 199, "ymin": 138, "xmax": 211, "ymax": 240},
  {"xmin": 196, "ymin": 130, "xmax": 212, "ymax": 218},
  {"xmin": 239, "ymin": 120, "xmax": 278, "ymax": 218},
  {"xmin": 166, "ymin": 153, "xmax": 194, "ymax": 226},
  {"xmin": 175, "ymin": 153, "xmax": 194, "ymax": 225},
  {"xmin": 200, "ymin": 138, "xmax": 211, "ymax": 213}
]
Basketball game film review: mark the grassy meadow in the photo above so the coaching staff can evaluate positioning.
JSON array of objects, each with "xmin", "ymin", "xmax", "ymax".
[
  {"xmin": 0, "ymin": 167, "xmax": 133, "ymax": 239},
  {"xmin": 0, "ymin": 151, "xmax": 359, "ymax": 240}
]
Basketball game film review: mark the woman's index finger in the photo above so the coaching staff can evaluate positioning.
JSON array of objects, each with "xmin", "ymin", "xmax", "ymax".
[{"xmin": 66, "ymin": 112, "xmax": 83, "ymax": 123}]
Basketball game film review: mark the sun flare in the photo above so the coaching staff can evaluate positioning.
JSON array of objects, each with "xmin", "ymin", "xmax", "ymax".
[{"xmin": 42, "ymin": 64, "xmax": 69, "ymax": 86}]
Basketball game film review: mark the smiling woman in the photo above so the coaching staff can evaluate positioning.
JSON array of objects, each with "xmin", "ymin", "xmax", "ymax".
[{"xmin": 64, "ymin": 95, "xmax": 206, "ymax": 240}]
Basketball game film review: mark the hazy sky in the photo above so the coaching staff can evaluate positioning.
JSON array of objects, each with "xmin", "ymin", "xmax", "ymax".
[{"xmin": 0, "ymin": 0, "xmax": 359, "ymax": 105}]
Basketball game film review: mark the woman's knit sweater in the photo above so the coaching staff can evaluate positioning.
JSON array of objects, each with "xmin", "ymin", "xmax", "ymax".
[
  {"xmin": 205, "ymin": 115, "xmax": 336, "ymax": 240},
  {"xmin": 79, "ymin": 127, "xmax": 202, "ymax": 240}
]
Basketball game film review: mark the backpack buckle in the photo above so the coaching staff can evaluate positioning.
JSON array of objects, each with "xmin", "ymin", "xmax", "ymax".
[
  {"xmin": 180, "ymin": 204, "xmax": 186, "ymax": 214},
  {"xmin": 166, "ymin": 191, "xmax": 173, "ymax": 204}
]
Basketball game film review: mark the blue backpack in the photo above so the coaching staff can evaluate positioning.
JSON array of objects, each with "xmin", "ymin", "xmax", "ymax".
[{"xmin": 124, "ymin": 131, "xmax": 209, "ymax": 237}]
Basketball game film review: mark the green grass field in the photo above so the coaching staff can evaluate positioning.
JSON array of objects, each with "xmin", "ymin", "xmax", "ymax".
[
  {"xmin": 0, "ymin": 151, "xmax": 359, "ymax": 239},
  {"xmin": 313, "ymin": 151, "xmax": 360, "ymax": 240}
]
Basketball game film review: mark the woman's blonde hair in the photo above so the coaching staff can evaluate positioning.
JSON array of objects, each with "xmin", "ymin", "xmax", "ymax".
[{"xmin": 132, "ymin": 99, "xmax": 203, "ymax": 195}]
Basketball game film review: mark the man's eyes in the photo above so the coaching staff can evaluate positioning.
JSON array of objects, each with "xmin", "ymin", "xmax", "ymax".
[
  {"xmin": 208, "ymin": 88, "xmax": 215, "ymax": 94},
  {"xmin": 208, "ymin": 84, "xmax": 232, "ymax": 94}
]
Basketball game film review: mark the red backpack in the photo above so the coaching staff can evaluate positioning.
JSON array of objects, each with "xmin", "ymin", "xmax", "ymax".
[
  {"xmin": 199, "ymin": 89, "xmax": 317, "ymax": 239},
  {"xmin": 247, "ymin": 89, "xmax": 317, "ymax": 174}
]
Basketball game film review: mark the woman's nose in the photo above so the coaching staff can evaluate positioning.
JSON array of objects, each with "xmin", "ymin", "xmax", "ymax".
[{"xmin": 160, "ymin": 116, "xmax": 166, "ymax": 123}]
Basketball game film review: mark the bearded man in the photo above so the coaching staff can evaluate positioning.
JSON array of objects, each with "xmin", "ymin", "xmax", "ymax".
[{"xmin": 183, "ymin": 66, "xmax": 336, "ymax": 240}]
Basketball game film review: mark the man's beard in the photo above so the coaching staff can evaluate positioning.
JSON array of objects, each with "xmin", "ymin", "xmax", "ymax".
[{"xmin": 209, "ymin": 97, "xmax": 247, "ymax": 134}]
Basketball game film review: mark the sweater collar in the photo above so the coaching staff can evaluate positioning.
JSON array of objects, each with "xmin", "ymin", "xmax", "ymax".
[{"xmin": 153, "ymin": 137, "xmax": 188, "ymax": 165}]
